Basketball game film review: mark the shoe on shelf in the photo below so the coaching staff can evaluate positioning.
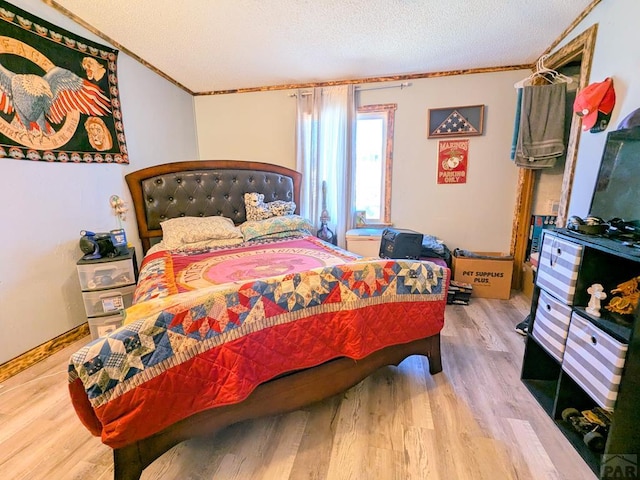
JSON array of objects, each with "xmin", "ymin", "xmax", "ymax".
[{"xmin": 515, "ymin": 316, "xmax": 530, "ymax": 336}]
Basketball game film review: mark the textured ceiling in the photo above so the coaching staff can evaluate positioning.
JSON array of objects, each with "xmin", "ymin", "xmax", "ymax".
[{"xmin": 48, "ymin": 0, "xmax": 596, "ymax": 94}]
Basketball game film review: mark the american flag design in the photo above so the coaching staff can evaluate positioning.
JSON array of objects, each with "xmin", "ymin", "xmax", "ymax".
[{"xmin": 433, "ymin": 110, "xmax": 479, "ymax": 135}]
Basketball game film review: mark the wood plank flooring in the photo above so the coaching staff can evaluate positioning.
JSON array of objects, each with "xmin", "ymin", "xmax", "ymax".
[{"xmin": 0, "ymin": 293, "xmax": 596, "ymax": 479}]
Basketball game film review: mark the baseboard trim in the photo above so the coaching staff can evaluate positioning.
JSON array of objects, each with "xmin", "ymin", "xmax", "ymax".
[{"xmin": 0, "ymin": 323, "xmax": 89, "ymax": 382}]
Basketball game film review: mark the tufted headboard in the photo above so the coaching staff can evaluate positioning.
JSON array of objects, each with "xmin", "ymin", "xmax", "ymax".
[{"xmin": 125, "ymin": 160, "xmax": 302, "ymax": 254}]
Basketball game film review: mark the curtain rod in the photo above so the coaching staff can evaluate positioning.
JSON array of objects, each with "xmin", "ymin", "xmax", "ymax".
[
  {"xmin": 359, "ymin": 82, "xmax": 411, "ymax": 91},
  {"xmin": 290, "ymin": 82, "xmax": 411, "ymax": 97}
]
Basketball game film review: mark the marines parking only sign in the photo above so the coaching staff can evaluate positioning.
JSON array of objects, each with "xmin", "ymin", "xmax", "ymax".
[{"xmin": 437, "ymin": 139, "xmax": 468, "ymax": 184}]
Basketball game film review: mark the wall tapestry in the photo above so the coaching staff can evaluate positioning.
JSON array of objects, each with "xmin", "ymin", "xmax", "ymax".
[
  {"xmin": 0, "ymin": 0, "xmax": 128, "ymax": 163},
  {"xmin": 437, "ymin": 139, "xmax": 468, "ymax": 184}
]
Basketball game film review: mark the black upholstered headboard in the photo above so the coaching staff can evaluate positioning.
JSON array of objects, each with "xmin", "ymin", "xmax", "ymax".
[{"xmin": 125, "ymin": 160, "xmax": 302, "ymax": 253}]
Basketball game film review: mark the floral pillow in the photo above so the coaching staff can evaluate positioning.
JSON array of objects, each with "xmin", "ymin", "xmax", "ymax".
[
  {"xmin": 149, "ymin": 237, "xmax": 244, "ymax": 254},
  {"xmin": 240, "ymin": 215, "xmax": 313, "ymax": 242},
  {"xmin": 160, "ymin": 216, "xmax": 243, "ymax": 249},
  {"xmin": 244, "ymin": 192, "xmax": 296, "ymax": 221}
]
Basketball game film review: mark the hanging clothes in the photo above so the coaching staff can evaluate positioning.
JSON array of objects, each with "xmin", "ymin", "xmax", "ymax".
[
  {"xmin": 510, "ymin": 87, "xmax": 523, "ymax": 160},
  {"xmin": 514, "ymin": 82, "xmax": 567, "ymax": 169}
]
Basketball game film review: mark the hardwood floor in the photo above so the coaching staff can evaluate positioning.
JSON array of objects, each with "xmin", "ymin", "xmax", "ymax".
[{"xmin": 0, "ymin": 293, "xmax": 596, "ymax": 480}]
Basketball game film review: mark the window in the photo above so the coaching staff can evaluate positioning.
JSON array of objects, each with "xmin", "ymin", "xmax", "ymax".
[{"xmin": 355, "ymin": 104, "xmax": 396, "ymax": 225}]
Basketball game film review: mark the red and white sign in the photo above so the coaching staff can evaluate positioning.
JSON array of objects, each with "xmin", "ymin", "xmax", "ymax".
[{"xmin": 437, "ymin": 139, "xmax": 468, "ymax": 184}]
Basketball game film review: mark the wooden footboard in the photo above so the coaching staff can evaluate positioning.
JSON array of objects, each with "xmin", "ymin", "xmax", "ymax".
[{"xmin": 113, "ymin": 334, "xmax": 442, "ymax": 480}]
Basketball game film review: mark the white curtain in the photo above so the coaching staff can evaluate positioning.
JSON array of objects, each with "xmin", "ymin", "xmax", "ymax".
[{"xmin": 295, "ymin": 85, "xmax": 356, "ymax": 249}]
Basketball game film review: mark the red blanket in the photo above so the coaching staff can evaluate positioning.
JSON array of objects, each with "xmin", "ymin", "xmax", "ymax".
[{"xmin": 68, "ymin": 237, "xmax": 448, "ymax": 448}]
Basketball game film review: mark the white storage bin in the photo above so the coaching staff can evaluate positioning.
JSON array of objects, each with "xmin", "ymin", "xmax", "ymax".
[
  {"xmin": 89, "ymin": 312, "xmax": 125, "ymax": 340},
  {"xmin": 82, "ymin": 284, "xmax": 135, "ymax": 317},
  {"xmin": 77, "ymin": 258, "xmax": 136, "ymax": 291},
  {"xmin": 535, "ymin": 231, "xmax": 583, "ymax": 305},
  {"xmin": 531, "ymin": 289, "xmax": 573, "ymax": 362},
  {"xmin": 562, "ymin": 313, "xmax": 628, "ymax": 410},
  {"xmin": 345, "ymin": 228, "xmax": 383, "ymax": 257}
]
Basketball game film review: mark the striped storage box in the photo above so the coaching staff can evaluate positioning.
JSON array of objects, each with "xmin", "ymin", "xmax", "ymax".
[
  {"xmin": 535, "ymin": 232, "xmax": 583, "ymax": 305},
  {"xmin": 562, "ymin": 313, "xmax": 628, "ymax": 410},
  {"xmin": 531, "ymin": 289, "xmax": 573, "ymax": 362}
]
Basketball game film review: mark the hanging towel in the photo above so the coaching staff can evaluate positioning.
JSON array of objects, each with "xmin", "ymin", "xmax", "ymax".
[
  {"xmin": 515, "ymin": 83, "xmax": 567, "ymax": 169},
  {"xmin": 510, "ymin": 88, "xmax": 523, "ymax": 161}
]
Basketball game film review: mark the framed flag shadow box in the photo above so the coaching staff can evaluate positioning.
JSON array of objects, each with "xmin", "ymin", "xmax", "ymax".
[{"xmin": 428, "ymin": 105, "xmax": 485, "ymax": 138}]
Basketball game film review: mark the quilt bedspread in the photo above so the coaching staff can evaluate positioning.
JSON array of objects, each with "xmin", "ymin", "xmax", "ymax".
[
  {"xmin": 132, "ymin": 236, "xmax": 360, "ymax": 304},
  {"xmin": 68, "ymin": 246, "xmax": 448, "ymax": 448}
]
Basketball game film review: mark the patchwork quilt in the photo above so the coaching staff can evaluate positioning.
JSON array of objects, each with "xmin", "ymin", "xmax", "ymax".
[
  {"xmin": 68, "ymin": 236, "xmax": 448, "ymax": 448},
  {"xmin": 133, "ymin": 236, "xmax": 360, "ymax": 304}
]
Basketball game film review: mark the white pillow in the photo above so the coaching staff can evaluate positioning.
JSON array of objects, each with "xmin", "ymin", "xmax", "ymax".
[{"xmin": 160, "ymin": 216, "xmax": 243, "ymax": 249}]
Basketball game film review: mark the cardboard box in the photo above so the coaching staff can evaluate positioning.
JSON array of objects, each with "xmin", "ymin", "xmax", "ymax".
[
  {"xmin": 521, "ymin": 262, "xmax": 535, "ymax": 299},
  {"xmin": 452, "ymin": 251, "xmax": 513, "ymax": 299}
]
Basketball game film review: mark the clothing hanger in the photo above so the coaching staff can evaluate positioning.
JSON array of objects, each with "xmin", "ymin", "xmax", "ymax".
[
  {"xmin": 534, "ymin": 55, "xmax": 574, "ymax": 84},
  {"xmin": 514, "ymin": 54, "xmax": 573, "ymax": 88}
]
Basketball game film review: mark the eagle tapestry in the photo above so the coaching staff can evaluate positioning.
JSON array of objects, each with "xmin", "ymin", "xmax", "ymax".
[{"xmin": 0, "ymin": 1, "xmax": 128, "ymax": 164}]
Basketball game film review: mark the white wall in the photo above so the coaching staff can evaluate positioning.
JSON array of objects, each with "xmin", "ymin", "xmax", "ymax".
[
  {"xmin": 561, "ymin": 0, "xmax": 640, "ymax": 218},
  {"xmin": 0, "ymin": 1, "xmax": 198, "ymax": 363},
  {"xmin": 360, "ymin": 73, "xmax": 524, "ymax": 252},
  {"xmin": 195, "ymin": 90, "xmax": 297, "ymax": 168},
  {"xmin": 195, "ymin": 70, "xmax": 528, "ymax": 253}
]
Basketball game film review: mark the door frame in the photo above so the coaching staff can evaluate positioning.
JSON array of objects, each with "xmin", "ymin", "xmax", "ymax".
[{"xmin": 510, "ymin": 25, "xmax": 598, "ymax": 289}]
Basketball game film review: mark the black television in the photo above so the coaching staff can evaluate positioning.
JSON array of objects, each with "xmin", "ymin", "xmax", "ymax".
[{"xmin": 589, "ymin": 126, "xmax": 640, "ymax": 234}]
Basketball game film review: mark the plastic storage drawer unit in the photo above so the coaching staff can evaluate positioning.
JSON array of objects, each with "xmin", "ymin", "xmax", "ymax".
[
  {"xmin": 562, "ymin": 313, "xmax": 628, "ymax": 410},
  {"xmin": 82, "ymin": 284, "xmax": 135, "ymax": 317},
  {"xmin": 535, "ymin": 231, "xmax": 583, "ymax": 305},
  {"xmin": 77, "ymin": 257, "xmax": 136, "ymax": 291},
  {"xmin": 531, "ymin": 289, "xmax": 573, "ymax": 362},
  {"xmin": 88, "ymin": 312, "xmax": 125, "ymax": 340}
]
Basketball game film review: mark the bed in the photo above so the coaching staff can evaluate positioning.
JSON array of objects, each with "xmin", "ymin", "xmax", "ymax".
[{"xmin": 67, "ymin": 160, "xmax": 449, "ymax": 480}]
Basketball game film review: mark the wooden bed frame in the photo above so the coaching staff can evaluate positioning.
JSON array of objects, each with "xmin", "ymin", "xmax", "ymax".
[{"xmin": 115, "ymin": 160, "xmax": 443, "ymax": 480}]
